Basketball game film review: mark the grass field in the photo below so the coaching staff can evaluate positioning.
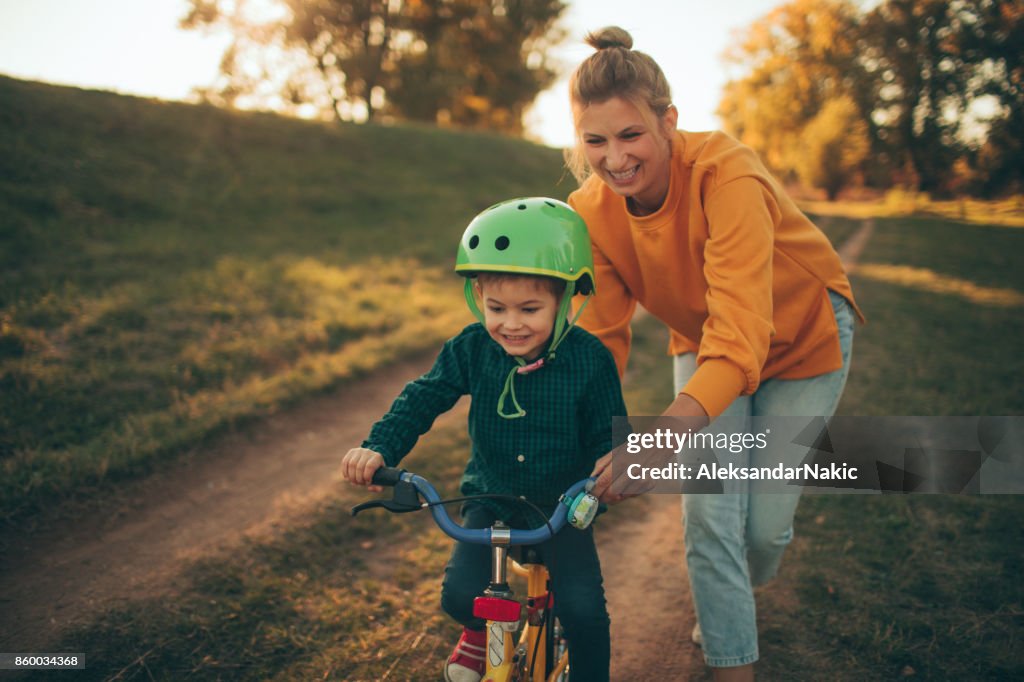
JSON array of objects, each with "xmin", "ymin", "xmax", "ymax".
[{"xmin": 5, "ymin": 77, "xmax": 1024, "ymax": 680}]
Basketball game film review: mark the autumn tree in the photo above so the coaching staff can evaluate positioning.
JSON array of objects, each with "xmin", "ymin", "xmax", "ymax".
[
  {"xmin": 718, "ymin": 0, "xmax": 866, "ymax": 182},
  {"xmin": 720, "ymin": 0, "xmax": 1023, "ymax": 196},
  {"xmin": 857, "ymin": 0, "xmax": 1024, "ymax": 195},
  {"xmin": 796, "ymin": 96, "xmax": 871, "ymax": 199},
  {"xmin": 282, "ymin": 0, "xmax": 399, "ymax": 123},
  {"xmin": 859, "ymin": 0, "xmax": 968, "ymax": 195},
  {"xmin": 181, "ymin": 0, "xmax": 566, "ymax": 133},
  {"xmin": 387, "ymin": 0, "xmax": 563, "ymax": 133},
  {"xmin": 951, "ymin": 0, "xmax": 1024, "ymax": 195}
]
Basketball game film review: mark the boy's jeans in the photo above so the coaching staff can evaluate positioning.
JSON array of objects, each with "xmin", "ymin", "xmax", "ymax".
[
  {"xmin": 673, "ymin": 290, "xmax": 855, "ymax": 667},
  {"xmin": 440, "ymin": 504, "xmax": 611, "ymax": 681}
]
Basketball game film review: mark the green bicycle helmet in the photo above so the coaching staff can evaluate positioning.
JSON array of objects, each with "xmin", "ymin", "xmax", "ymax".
[
  {"xmin": 456, "ymin": 197, "xmax": 597, "ymax": 419},
  {"xmin": 456, "ymin": 197, "xmax": 595, "ymax": 293}
]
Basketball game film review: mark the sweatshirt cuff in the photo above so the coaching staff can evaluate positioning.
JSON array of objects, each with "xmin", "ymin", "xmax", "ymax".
[{"xmin": 680, "ymin": 358, "xmax": 749, "ymax": 419}]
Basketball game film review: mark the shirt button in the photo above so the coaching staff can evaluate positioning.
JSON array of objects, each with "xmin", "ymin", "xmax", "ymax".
[{"xmin": 517, "ymin": 454, "xmax": 526, "ymax": 463}]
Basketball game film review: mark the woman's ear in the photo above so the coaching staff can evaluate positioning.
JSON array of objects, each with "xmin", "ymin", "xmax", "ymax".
[{"xmin": 662, "ymin": 104, "xmax": 679, "ymax": 135}]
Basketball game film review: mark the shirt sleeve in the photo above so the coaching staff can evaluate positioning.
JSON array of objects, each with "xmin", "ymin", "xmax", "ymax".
[
  {"xmin": 682, "ymin": 176, "xmax": 776, "ymax": 419},
  {"xmin": 578, "ymin": 348, "xmax": 629, "ymax": 463},
  {"xmin": 362, "ymin": 333, "xmax": 470, "ymax": 466}
]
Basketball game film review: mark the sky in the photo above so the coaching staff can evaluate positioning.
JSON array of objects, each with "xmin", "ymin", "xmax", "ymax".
[{"xmin": 0, "ymin": 0, "xmax": 788, "ymax": 149}]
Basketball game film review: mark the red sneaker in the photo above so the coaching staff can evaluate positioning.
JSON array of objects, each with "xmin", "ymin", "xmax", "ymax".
[{"xmin": 444, "ymin": 627, "xmax": 486, "ymax": 682}]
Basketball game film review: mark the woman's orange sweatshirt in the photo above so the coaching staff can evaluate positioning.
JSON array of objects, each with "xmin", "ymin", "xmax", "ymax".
[{"xmin": 568, "ymin": 130, "xmax": 863, "ymax": 419}]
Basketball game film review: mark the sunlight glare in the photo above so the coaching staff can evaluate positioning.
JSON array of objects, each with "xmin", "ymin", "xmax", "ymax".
[{"xmin": 855, "ymin": 264, "xmax": 1024, "ymax": 308}]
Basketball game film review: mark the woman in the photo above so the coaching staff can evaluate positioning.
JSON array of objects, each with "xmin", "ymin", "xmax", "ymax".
[{"xmin": 565, "ymin": 27, "xmax": 862, "ymax": 681}]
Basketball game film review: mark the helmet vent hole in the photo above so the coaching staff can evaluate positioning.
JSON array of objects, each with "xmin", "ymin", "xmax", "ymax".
[
  {"xmin": 544, "ymin": 201, "xmax": 556, "ymax": 207},
  {"xmin": 468, "ymin": 235, "xmax": 479, "ymax": 249},
  {"xmin": 517, "ymin": 204, "xmax": 527, "ymax": 210},
  {"xmin": 495, "ymin": 236, "xmax": 510, "ymax": 251}
]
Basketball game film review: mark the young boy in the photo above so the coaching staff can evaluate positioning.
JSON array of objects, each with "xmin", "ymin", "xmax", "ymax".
[{"xmin": 341, "ymin": 197, "xmax": 626, "ymax": 682}]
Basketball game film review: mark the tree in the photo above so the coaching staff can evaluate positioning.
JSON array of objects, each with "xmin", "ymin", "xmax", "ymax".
[
  {"xmin": 951, "ymin": 0, "xmax": 1024, "ymax": 194},
  {"xmin": 718, "ymin": 0, "xmax": 866, "ymax": 181},
  {"xmin": 389, "ymin": 0, "xmax": 564, "ymax": 133},
  {"xmin": 860, "ymin": 0, "xmax": 967, "ymax": 195},
  {"xmin": 181, "ymin": 0, "xmax": 301, "ymax": 113},
  {"xmin": 283, "ymin": 0, "xmax": 400, "ymax": 123},
  {"xmin": 182, "ymin": 0, "xmax": 403, "ymax": 122},
  {"xmin": 718, "ymin": 0, "xmax": 1022, "ymax": 196},
  {"xmin": 796, "ymin": 96, "xmax": 871, "ymax": 199},
  {"xmin": 181, "ymin": 0, "xmax": 567, "ymax": 133}
]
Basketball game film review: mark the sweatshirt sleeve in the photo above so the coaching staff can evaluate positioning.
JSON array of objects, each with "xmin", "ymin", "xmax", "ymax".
[
  {"xmin": 681, "ymin": 176, "xmax": 776, "ymax": 418},
  {"xmin": 362, "ymin": 332, "xmax": 470, "ymax": 466},
  {"xmin": 572, "ymin": 232, "xmax": 637, "ymax": 379}
]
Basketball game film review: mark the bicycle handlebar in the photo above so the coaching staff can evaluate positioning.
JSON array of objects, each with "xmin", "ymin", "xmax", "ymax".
[
  {"xmin": 370, "ymin": 466, "xmax": 405, "ymax": 487},
  {"xmin": 353, "ymin": 466, "xmax": 594, "ymax": 546}
]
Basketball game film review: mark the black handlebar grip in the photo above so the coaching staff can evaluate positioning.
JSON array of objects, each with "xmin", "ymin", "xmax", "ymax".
[{"xmin": 371, "ymin": 467, "xmax": 405, "ymax": 487}]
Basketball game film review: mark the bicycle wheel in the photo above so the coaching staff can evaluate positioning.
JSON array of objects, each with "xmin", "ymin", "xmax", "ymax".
[{"xmin": 547, "ymin": 613, "xmax": 569, "ymax": 682}]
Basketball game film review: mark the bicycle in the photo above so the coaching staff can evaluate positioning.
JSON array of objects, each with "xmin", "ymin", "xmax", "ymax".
[{"xmin": 351, "ymin": 467, "xmax": 599, "ymax": 682}]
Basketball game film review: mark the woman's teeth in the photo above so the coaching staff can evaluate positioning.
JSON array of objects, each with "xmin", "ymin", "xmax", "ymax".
[{"xmin": 608, "ymin": 165, "xmax": 638, "ymax": 181}]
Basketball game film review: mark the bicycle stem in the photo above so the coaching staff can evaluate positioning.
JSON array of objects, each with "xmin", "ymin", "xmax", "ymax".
[{"xmin": 487, "ymin": 522, "xmax": 514, "ymax": 598}]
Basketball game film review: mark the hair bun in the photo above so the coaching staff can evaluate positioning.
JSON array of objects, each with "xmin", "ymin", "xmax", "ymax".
[{"xmin": 585, "ymin": 26, "xmax": 633, "ymax": 51}]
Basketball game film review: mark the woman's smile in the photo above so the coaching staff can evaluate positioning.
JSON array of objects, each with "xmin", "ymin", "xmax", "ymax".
[{"xmin": 607, "ymin": 164, "xmax": 640, "ymax": 184}]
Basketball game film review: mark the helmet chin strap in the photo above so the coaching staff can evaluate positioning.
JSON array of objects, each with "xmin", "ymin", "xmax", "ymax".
[
  {"xmin": 546, "ymin": 282, "xmax": 590, "ymax": 358},
  {"xmin": 464, "ymin": 278, "xmax": 486, "ymax": 325}
]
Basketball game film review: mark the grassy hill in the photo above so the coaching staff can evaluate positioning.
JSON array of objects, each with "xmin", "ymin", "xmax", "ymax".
[
  {"xmin": 0, "ymin": 75, "xmax": 573, "ymax": 519},
  {"xmin": 0, "ymin": 75, "xmax": 572, "ymax": 297}
]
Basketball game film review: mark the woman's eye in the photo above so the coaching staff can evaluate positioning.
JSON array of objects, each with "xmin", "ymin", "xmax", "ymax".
[
  {"xmin": 584, "ymin": 137, "xmax": 604, "ymax": 146},
  {"xmin": 522, "ymin": 308, "xmax": 538, "ymax": 314},
  {"xmin": 487, "ymin": 306, "xmax": 504, "ymax": 313}
]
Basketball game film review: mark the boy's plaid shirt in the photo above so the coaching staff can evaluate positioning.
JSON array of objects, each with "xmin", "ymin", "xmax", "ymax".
[{"xmin": 363, "ymin": 323, "xmax": 627, "ymax": 522}]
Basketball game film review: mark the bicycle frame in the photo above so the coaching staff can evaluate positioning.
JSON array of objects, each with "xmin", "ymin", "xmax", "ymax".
[
  {"xmin": 511, "ymin": 559, "xmax": 568, "ymax": 682},
  {"xmin": 475, "ymin": 545, "xmax": 568, "ymax": 682},
  {"xmin": 352, "ymin": 467, "xmax": 592, "ymax": 682}
]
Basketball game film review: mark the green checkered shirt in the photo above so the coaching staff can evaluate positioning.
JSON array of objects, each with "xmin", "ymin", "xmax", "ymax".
[{"xmin": 363, "ymin": 323, "xmax": 627, "ymax": 523}]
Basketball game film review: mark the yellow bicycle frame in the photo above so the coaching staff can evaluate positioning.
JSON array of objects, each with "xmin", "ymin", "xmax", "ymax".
[{"xmin": 481, "ymin": 560, "xmax": 568, "ymax": 682}]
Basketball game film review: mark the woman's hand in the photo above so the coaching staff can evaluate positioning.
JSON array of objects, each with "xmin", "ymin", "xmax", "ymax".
[
  {"xmin": 591, "ymin": 392, "xmax": 710, "ymax": 504},
  {"xmin": 341, "ymin": 447, "xmax": 386, "ymax": 492},
  {"xmin": 589, "ymin": 451, "xmax": 622, "ymax": 503},
  {"xmin": 590, "ymin": 443, "xmax": 651, "ymax": 504}
]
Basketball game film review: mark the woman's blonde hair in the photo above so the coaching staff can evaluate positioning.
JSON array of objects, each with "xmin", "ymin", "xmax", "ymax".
[{"xmin": 566, "ymin": 27, "xmax": 674, "ymax": 183}]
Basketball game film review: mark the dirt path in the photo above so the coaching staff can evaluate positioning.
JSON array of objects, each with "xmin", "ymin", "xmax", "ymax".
[
  {"xmin": 0, "ymin": 353, "xmax": 458, "ymax": 652},
  {"xmin": 599, "ymin": 495, "xmax": 706, "ymax": 680},
  {"xmin": 837, "ymin": 217, "xmax": 874, "ymax": 271},
  {"xmin": 0, "ymin": 220, "xmax": 874, "ymax": 679}
]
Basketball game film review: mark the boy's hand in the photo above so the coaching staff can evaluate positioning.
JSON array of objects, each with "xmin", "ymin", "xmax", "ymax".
[{"xmin": 342, "ymin": 448, "xmax": 386, "ymax": 492}]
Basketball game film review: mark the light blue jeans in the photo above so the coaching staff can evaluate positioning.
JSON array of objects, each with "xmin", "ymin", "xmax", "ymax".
[{"xmin": 673, "ymin": 290, "xmax": 855, "ymax": 667}]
